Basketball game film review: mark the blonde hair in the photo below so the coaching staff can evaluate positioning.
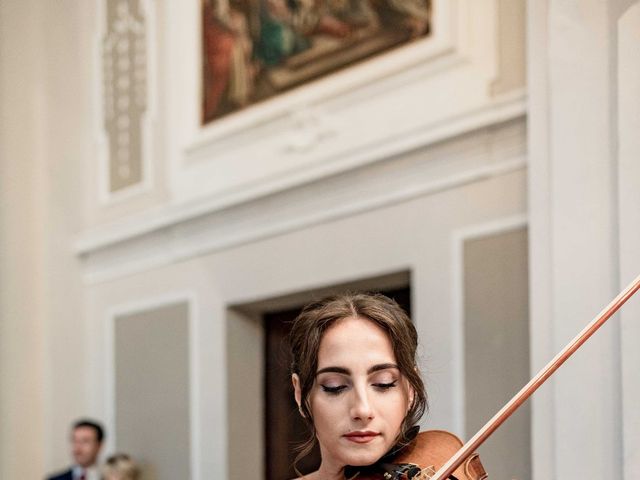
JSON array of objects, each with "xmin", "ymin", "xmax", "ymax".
[{"xmin": 103, "ymin": 453, "xmax": 139, "ymax": 480}]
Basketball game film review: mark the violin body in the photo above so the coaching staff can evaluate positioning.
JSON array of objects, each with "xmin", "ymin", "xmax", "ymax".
[{"xmin": 352, "ymin": 430, "xmax": 487, "ymax": 480}]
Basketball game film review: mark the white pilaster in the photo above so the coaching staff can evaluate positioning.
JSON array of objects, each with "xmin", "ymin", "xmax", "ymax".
[
  {"xmin": 618, "ymin": 4, "xmax": 640, "ymax": 479},
  {"xmin": 528, "ymin": 1, "xmax": 621, "ymax": 478}
]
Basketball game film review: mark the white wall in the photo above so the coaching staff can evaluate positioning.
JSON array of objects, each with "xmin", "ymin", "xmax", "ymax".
[
  {"xmin": 0, "ymin": 0, "xmax": 95, "ymax": 476},
  {"xmin": 527, "ymin": 0, "xmax": 640, "ymax": 478},
  {"xmin": 9, "ymin": 0, "xmax": 640, "ymax": 479},
  {"xmin": 617, "ymin": 3, "xmax": 640, "ymax": 479},
  {"xmin": 2, "ymin": 1, "xmax": 529, "ymax": 477},
  {"xmin": 0, "ymin": 1, "xmax": 47, "ymax": 477},
  {"xmin": 86, "ymin": 167, "xmax": 527, "ymax": 479}
]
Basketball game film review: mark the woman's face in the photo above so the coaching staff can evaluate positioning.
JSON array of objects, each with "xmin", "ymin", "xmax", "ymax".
[{"xmin": 295, "ymin": 316, "xmax": 413, "ymax": 471}]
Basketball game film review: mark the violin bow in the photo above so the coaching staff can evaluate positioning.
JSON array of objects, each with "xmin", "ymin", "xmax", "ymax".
[{"xmin": 430, "ymin": 273, "xmax": 640, "ymax": 480}]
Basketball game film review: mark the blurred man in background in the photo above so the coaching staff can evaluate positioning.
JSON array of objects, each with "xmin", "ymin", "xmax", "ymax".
[{"xmin": 46, "ymin": 419, "xmax": 104, "ymax": 480}]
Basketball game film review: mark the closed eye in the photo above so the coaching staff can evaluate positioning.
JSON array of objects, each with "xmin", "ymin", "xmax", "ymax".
[
  {"xmin": 373, "ymin": 381, "xmax": 397, "ymax": 390},
  {"xmin": 321, "ymin": 385, "xmax": 348, "ymax": 395}
]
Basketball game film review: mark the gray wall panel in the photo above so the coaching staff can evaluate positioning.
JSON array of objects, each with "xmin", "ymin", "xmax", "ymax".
[
  {"xmin": 464, "ymin": 227, "xmax": 530, "ymax": 479},
  {"xmin": 115, "ymin": 302, "xmax": 190, "ymax": 480}
]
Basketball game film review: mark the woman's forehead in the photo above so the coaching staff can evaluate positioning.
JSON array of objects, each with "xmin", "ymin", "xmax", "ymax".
[{"xmin": 317, "ymin": 316, "xmax": 396, "ymax": 369}]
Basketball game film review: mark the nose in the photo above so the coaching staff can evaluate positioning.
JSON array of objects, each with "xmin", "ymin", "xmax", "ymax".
[{"xmin": 350, "ymin": 386, "xmax": 374, "ymax": 421}]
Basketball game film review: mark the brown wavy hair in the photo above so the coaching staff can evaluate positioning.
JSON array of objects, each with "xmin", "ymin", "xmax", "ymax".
[{"xmin": 288, "ymin": 292, "xmax": 427, "ymax": 472}]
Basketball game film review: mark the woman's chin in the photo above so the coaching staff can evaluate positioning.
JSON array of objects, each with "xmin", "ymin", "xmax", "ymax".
[{"xmin": 341, "ymin": 449, "xmax": 385, "ymax": 467}]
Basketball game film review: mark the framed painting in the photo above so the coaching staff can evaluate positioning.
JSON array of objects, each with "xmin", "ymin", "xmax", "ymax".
[{"xmin": 201, "ymin": 0, "xmax": 432, "ymax": 124}]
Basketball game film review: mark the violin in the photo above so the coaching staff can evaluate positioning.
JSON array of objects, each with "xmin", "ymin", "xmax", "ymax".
[
  {"xmin": 349, "ymin": 273, "xmax": 640, "ymax": 480},
  {"xmin": 347, "ymin": 430, "xmax": 487, "ymax": 479}
]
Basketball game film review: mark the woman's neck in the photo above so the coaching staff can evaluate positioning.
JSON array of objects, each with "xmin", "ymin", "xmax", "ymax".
[{"xmin": 303, "ymin": 460, "xmax": 347, "ymax": 480}]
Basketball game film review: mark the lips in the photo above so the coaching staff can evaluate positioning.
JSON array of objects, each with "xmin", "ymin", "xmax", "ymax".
[{"xmin": 343, "ymin": 431, "xmax": 380, "ymax": 443}]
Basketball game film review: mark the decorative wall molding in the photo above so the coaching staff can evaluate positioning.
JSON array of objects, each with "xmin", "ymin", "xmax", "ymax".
[
  {"xmin": 79, "ymin": 92, "xmax": 525, "ymax": 252},
  {"xmin": 95, "ymin": 0, "xmax": 157, "ymax": 204},
  {"xmin": 78, "ymin": 0, "xmax": 527, "ymax": 283},
  {"xmin": 76, "ymin": 115, "xmax": 526, "ymax": 284},
  {"xmin": 161, "ymin": 0, "xmax": 518, "ymax": 204},
  {"xmin": 183, "ymin": 0, "xmax": 458, "ymax": 158}
]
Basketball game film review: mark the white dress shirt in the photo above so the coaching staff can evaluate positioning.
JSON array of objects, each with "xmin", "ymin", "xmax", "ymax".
[{"xmin": 72, "ymin": 465, "xmax": 100, "ymax": 480}]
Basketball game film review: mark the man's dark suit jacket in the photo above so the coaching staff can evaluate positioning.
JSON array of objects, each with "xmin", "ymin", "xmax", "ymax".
[{"xmin": 46, "ymin": 468, "xmax": 73, "ymax": 480}]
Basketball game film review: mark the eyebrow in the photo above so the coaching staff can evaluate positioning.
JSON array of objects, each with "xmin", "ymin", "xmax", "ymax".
[{"xmin": 316, "ymin": 363, "xmax": 399, "ymax": 376}]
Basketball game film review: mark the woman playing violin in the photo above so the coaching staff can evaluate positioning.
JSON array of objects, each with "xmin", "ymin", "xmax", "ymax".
[
  {"xmin": 288, "ymin": 292, "xmax": 428, "ymax": 479},
  {"xmin": 286, "ymin": 274, "xmax": 640, "ymax": 478}
]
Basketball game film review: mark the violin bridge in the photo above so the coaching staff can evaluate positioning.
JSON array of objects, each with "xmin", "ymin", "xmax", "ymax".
[{"xmin": 417, "ymin": 465, "xmax": 436, "ymax": 479}]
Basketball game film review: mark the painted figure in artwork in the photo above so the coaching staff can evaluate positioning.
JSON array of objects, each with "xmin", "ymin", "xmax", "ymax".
[{"xmin": 202, "ymin": 0, "xmax": 431, "ymax": 124}]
